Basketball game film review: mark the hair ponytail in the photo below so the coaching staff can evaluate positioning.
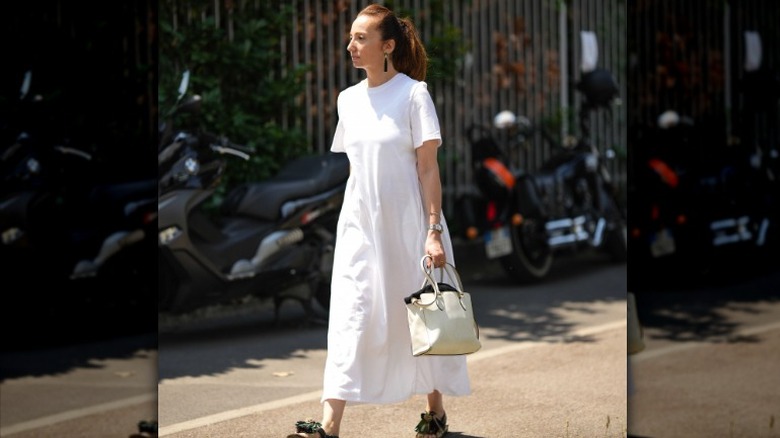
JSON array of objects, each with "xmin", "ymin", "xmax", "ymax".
[{"xmin": 358, "ymin": 4, "xmax": 428, "ymax": 81}]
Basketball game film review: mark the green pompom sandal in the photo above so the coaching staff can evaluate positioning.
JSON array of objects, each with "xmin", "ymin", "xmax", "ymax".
[
  {"xmin": 286, "ymin": 419, "xmax": 339, "ymax": 438},
  {"xmin": 414, "ymin": 411, "xmax": 448, "ymax": 437}
]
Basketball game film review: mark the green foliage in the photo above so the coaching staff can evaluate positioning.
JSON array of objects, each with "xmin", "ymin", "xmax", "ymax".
[
  {"xmin": 427, "ymin": 25, "xmax": 470, "ymax": 83},
  {"xmin": 384, "ymin": 0, "xmax": 469, "ymax": 84},
  {"xmin": 158, "ymin": 2, "xmax": 310, "ymax": 198}
]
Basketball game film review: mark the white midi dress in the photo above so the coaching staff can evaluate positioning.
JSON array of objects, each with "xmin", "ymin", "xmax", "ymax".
[{"xmin": 322, "ymin": 73, "xmax": 471, "ymax": 404}]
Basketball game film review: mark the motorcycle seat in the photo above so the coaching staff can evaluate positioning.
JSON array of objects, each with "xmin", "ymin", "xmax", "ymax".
[
  {"xmin": 223, "ymin": 153, "xmax": 349, "ymax": 221},
  {"xmin": 88, "ymin": 178, "xmax": 158, "ymax": 204}
]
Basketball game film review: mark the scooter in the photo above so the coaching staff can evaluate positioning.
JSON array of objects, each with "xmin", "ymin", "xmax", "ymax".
[
  {"xmin": 461, "ymin": 68, "xmax": 627, "ymax": 283},
  {"xmin": 0, "ymin": 70, "xmax": 158, "ymax": 300},
  {"xmin": 157, "ymin": 72, "xmax": 349, "ymax": 322}
]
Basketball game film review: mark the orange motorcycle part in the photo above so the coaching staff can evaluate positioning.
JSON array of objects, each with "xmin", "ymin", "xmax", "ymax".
[
  {"xmin": 483, "ymin": 157, "xmax": 516, "ymax": 189},
  {"xmin": 647, "ymin": 158, "xmax": 679, "ymax": 188}
]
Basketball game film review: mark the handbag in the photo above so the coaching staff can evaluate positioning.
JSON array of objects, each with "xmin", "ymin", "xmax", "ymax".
[
  {"xmin": 627, "ymin": 292, "xmax": 645, "ymax": 355},
  {"xmin": 403, "ymin": 255, "xmax": 482, "ymax": 356}
]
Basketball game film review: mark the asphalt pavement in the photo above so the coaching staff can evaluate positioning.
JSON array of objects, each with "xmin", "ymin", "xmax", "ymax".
[
  {"xmin": 627, "ymin": 283, "xmax": 780, "ymax": 438},
  {"xmin": 160, "ymin": 321, "xmax": 627, "ymax": 438},
  {"xmin": 6, "ymin": 237, "xmax": 778, "ymax": 437},
  {"xmin": 1, "ymin": 238, "xmax": 629, "ymax": 438},
  {"xmin": 154, "ymin": 239, "xmax": 628, "ymax": 438}
]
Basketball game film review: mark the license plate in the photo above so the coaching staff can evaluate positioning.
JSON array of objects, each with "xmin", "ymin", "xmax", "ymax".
[
  {"xmin": 649, "ymin": 228, "xmax": 676, "ymax": 258},
  {"xmin": 485, "ymin": 226, "xmax": 512, "ymax": 259}
]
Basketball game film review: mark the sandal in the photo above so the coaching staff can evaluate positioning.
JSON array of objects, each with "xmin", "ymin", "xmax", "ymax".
[
  {"xmin": 286, "ymin": 419, "xmax": 339, "ymax": 438},
  {"xmin": 414, "ymin": 411, "xmax": 448, "ymax": 437}
]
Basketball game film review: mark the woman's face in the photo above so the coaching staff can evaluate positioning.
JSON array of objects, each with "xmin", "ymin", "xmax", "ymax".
[{"xmin": 347, "ymin": 14, "xmax": 390, "ymax": 72}]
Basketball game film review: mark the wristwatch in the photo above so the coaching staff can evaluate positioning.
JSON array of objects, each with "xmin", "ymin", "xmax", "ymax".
[{"xmin": 428, "ymin": 223, "xmax": 443, "ymax": 233}]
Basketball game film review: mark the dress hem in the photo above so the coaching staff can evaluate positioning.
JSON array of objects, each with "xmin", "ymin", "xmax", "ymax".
[{"xmin": 319, "ymin": 389, "xmax": 472, "ymax": 405}]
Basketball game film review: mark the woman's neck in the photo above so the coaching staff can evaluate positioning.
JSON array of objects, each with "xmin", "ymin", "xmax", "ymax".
[{"xmin": 366, "ymin": 69, "xmax": 399, "ymax": 88}]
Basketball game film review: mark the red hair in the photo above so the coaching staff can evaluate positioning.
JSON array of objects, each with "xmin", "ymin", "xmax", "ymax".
[{"xmin": 358, "ymin": 4, "xmax": 428, "ymax": 81}]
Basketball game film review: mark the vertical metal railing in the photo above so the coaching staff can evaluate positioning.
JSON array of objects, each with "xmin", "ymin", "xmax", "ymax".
[{"xmin": 628, "ymin": 0, "xmax": 779, "ymax": 156}]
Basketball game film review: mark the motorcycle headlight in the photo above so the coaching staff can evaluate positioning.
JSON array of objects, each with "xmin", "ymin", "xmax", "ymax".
[
  {"xmin": 159, "ymin": 226, "xmax": 182, "ymax": 245},
  {"xmin": 26, "ymin": 157, "xmax": 40, "ymax": 174},
  {"xmin": 184, "ymin": 157, "xmax": 200, "ymax": 175}
]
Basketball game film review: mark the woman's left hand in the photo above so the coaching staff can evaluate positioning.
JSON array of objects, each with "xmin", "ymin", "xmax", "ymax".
[{"xmin": 425, "ymin": 232, "xmax": 446, "ymax": 268}]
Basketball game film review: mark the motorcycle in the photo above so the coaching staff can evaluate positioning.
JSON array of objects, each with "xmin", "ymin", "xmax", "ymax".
[
  {"xmin": 1, "ymin": 70, "xmax": 158, "ymax": 347},
  {"xmin": 629, "ymin": 109, "xmax": 774, "ymax": 275},
  {"xmin": 157, "ymin": 71, "xmax": 349, "ymax": 322},
  {"xmin": 627, "ymin": 110, "xmax": 696, "ymax": 265},
  {"xmin": 461, "ymin": 68, "xmax": 627, "ymax": 282}
]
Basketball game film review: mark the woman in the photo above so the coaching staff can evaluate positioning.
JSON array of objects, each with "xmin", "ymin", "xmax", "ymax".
[{"xmin": 288, "ymin": 4, "xmax": 470, "ymax": 438}]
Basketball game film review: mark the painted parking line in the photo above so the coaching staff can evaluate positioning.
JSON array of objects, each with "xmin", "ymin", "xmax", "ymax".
[
  {"xmin": 631, "ymin": 320, "xmax": 780, "ymax": 363},
  {"xmin": 158, "ymin": 318, "xmax": 626, "ymax": 436},
  {"xmin": 0, "ymin": 393, "xmax": 156, "ymax": 437}
]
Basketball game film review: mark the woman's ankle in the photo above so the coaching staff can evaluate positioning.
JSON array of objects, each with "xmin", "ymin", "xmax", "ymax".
[
  {"xmin": 425, "ymin": 407, "xmax": 445, "ymax": 419},
  {"xmin": 320, "ymin": 420, "xmax": 339, "ymax": 436}
]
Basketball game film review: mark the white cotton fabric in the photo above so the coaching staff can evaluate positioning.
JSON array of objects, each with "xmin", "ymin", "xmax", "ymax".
[{"xmin": 323, "ymin": 73, "xmax": 471, "ymax": 404}]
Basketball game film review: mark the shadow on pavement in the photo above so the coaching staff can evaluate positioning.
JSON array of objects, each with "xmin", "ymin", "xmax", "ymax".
[
  {"xmin": 1, "ymin": 273, "xmax": 157, "ymax": 380},
  {"xmin": 0, "ymin": 333, "xmax": 156, "ymax": 381},
  {"xmin": 632, "ymin": 277, "xmax": 780, "ymax": 343},
  {"xmin": 629, "ymin": 244, "xmax": 780, "ymax": 293}
]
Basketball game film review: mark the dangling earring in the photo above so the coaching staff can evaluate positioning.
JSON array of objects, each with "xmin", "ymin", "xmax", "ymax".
[{"xmin": 384, "ymin": 52, "xmax": 388, "ymax": 72}]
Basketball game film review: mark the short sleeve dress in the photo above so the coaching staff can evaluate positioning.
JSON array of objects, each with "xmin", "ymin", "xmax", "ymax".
[{"xmin": 323, "ymin": 73, "xmax": 471, "ymax": 404}]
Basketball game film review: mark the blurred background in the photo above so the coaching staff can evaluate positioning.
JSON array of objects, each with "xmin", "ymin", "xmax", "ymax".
[
  {"xmin": 627, "ymin": 1, "xmax": 780, "ymax": 437},
  {"xmin": 627, "ymin": 0, "xmax": 780, "ymax": 288},
  {"xmin": 0, "ymin": 1, "xmax": 158, "ymax": 348},
  {"xmin": 1, "ymin": 2, "xmax": 158, "ymax": 437}
]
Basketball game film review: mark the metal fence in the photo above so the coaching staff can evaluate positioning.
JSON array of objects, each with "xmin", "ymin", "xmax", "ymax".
[
  {"xmin": 164, "ymin": 0, "xmax": 628, "ymax": 216},
  {"xmin": 628, "ymin": 0, "xmax": 780, "ymax": 146}
]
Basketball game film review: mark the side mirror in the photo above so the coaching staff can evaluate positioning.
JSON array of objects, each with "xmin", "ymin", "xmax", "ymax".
[
  {"xmin": 577, "ymin": 68, "xmax": 619, "ymax": 107},
  {"xmin": 177, "ymin": 70, "xmax": 190, "ymax": 101}
]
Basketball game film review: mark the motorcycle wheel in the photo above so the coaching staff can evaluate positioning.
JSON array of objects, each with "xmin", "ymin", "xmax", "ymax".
[{"xmin": 500, "ymin": 217, "xmax": 554, "ymax": 282}]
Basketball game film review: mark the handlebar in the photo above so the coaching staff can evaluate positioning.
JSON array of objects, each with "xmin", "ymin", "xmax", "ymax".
[
  {"xmin": 157, "ymin": 130, "xmax": 251, "ymax": 195},
  {"xmin": 159, "ymin": 130, "xmax": 252, "ymax": 164},
  {"xmin": 54, "ymin": 145, "xmax": 92, "ymax": 161},
  {"xmin": 210, "ymin": 143, "xmax": 250, "ymax": 160}
]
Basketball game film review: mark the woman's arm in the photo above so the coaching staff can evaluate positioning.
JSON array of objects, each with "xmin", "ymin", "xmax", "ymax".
[{"xmin": 416, "ymin": 139, "xmax": 446, "ymax": 267}]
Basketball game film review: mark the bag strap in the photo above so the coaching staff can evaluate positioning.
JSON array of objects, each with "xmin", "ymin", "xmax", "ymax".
[
  {"xmin": 420, "ymin": 255, "xmax": 464, "ymax": 293},
  {"xmin": 415, "ymin": 255, "xmax": 467, "ymax": 310}
]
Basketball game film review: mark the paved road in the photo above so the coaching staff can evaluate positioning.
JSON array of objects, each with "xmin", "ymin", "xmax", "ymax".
[
  {"xmin": 5, "ymin": 243, "xmax": 777, "ymax": 438},
  {"xmin": 0, "ymin": 333, "xmax": 157, "ymax": 438},
  {"xmin": 628, "ymin": 269, "xmax": 780, "ymax": 438},
  {"xmin": 153, "ymin": 246, "xmax": 628, "ymax": 438},
  {"xmin": 1, "ymin": 243, "xmax": 628, "ymax": 438}
]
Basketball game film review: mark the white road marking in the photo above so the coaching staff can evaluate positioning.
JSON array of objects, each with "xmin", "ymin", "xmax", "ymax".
[{"xmin": 0, "ymin": 393, "xmax": 156, "ymax": 436}]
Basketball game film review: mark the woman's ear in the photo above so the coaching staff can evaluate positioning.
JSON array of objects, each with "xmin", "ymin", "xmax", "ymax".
[{"xmin": 383, "ymin": 39, "xmax": 396, "ymax": 54}]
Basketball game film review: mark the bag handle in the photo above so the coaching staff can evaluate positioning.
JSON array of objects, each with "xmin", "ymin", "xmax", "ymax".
[
  {"xmin": 420, "ymin": 255, "xmax": 464, "ymax": 293},
  {"xmin": 414, "ymin": 255, "xmax": 467, "ymax": 310}
]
